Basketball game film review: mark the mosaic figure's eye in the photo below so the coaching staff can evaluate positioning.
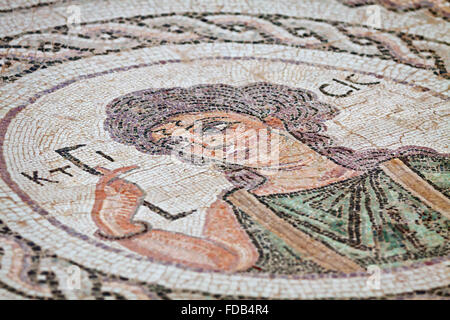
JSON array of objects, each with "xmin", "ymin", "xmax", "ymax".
[{"xmin": 202, "ymin": 121, "xmax": 236, "ymax": 134}]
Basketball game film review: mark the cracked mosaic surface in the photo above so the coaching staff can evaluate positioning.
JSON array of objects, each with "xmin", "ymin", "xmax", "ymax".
[{"xmin": 0, "ymin": 0, "xmax": 449, "ymax": 299}]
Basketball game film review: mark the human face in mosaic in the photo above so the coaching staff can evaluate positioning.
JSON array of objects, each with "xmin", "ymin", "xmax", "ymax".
[{"xmin": 151, "ymin": 110, "xmax": 317, "ymax": 170}]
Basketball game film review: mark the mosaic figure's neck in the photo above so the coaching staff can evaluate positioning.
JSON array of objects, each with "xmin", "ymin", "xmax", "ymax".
[{"xmin": 252, "ymin": 134, "xmax": 361, "ymax": 196}]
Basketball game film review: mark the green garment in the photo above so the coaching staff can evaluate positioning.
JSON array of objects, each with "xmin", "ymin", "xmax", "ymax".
[{"xmin": 230, "ymin": 155, "xmax": 449, "ymax": 274}]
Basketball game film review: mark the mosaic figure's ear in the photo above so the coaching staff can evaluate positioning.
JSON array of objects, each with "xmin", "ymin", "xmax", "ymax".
[{"xmin": 263, "ymin": 116, "xmax": 284, "ymax": 130}]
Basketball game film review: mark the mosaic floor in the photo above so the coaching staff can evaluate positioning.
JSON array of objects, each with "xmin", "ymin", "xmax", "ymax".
[{"xmin": 0, "ymin": 0, "xmax": 449, "ymax": 300}]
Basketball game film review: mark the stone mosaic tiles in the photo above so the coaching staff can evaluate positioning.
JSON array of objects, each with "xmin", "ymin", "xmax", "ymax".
[{"xmin": 0, "ymin": 0, "xmax": 449, "ymax": 299}]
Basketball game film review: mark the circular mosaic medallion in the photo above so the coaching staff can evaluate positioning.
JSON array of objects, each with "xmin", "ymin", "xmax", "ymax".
[{"xmin": 0, "ymin": 0, "xmax": 449, "ymax": 299}]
